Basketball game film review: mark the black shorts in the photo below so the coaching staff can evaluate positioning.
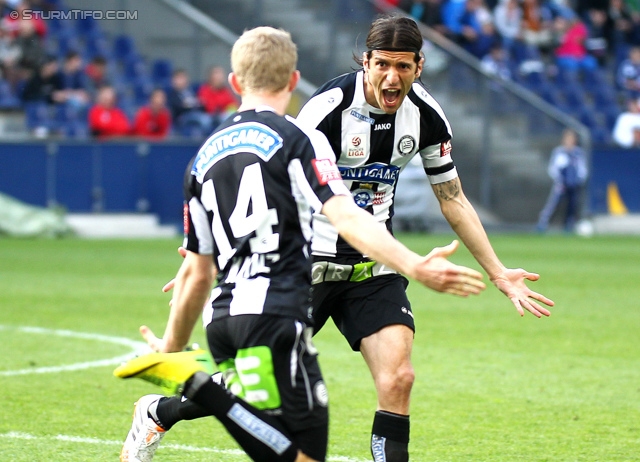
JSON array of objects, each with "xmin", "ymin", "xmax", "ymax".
[
  {"xmin": 207, "ymin": 314, "xmax": 328, "ymax": 459},
  {"xmin": 311, "ymin": 273, "xmax": 415, "ymax": 351}
]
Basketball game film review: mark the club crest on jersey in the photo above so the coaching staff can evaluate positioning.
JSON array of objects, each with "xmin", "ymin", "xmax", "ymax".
[
  {"xmin": 352, "ymin": 188, "xmax": 386, "ymax": 208},
  {"xmin": 191, "ymin": 122, "xmax": 283, "ymax": 181},
  {"xmin": 339, "ymin": 162, "xmax": 400, "ymax": 186},
  {"xmin": 440, "ymin": 139, "xmax": 452, "ymax": 157},
  {"xmin": 353, "ymin": 188, "xmax": 374, "ymax": 208},
  {"xmin": 346, "ymin": 134, "xmax": 367, "ymax": 158},
  {"xmin": 350, "ymin": 110, "xmax": 375, "ymax": 125},
  {"xmin": 312, "ymin": 158, "xmax": 342, "ymax": 185},
  {"xmin": 397, "ymin": 135, "xmax": 416, "ymax": 156}
]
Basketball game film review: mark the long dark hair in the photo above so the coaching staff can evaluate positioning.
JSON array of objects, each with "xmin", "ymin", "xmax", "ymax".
[{"xmin": 354, "ymin": 14, "xmax": 423, "ymax": 66}]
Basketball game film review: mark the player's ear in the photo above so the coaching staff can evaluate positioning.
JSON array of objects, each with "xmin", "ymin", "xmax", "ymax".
[
  {"xmin": 416, "ymin": 55, "xmax": 424, "ymax": 79},
  {"xmin": 228, "ymin": 72, "xmax": 242, "ymax": 96},
  {"xmin": 362, "ymin": 52, "xmax": 369, "ymax": 71},
  {"xmin": 288, "ymin": 70, "xmax": 300, "ymax": 92}
]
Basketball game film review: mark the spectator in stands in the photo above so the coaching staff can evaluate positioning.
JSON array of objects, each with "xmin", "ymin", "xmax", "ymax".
[
  {"xmin": 442, "ymin": 0, "xmax": 467, "ymax": 36},
  {"xmin": 13, "ymin": 17, "xmax": 45, "ymax": 76},
  {"xmin": 0, "ymin": 21, "xmax": 21, "ymax": 84},
  {"xmin": 197, "ymin": 65, "xmax": 238, "ymax": 130},
  {"xmin": 607, "ymin": 0, "xmax": 640, "ymax": 50},
  {"xmin": 612, "ymin": 96, "xmax": 640, "ymax": 147},
  {"xmin": 20, "ymin": 54, "xmax": 63, "ymax": 103},
  {"xmin": 536, "ymin": 128, "xmax": 588, "ymax": 233},
  {"xmin": 167, "ymin": 68, "xmax": 211, "ymax": 137},
  {"xmin": 582, "ymin": 6, "xmax": 612, "ymax": 66},
  {"xmin": 481, "ymin": 41, "xmax": 513, "ymax": 80},
  {"xmin": 58, "ymin": 51, "xmax": 90, "ymax": 110},
  {"xmin": 553, "ymin": 9, "xmax": 599, "ymax": 73},
  {"xmin": 448, "ymin": 0, "xmax": 500, "ymax": 58},
  {"xmin": 88, "ymin": 85, "xmax": 130, "ymax": 139},
  {"xmin": 399, "ymin": 0, "xmax": 451, "ymax": 37},
  {"xmin": 84, "ymin": 55, "xmax": 110, "ymax": 96},
  {"xmin": 616, "ymin": 45, "xmax": 640, "ymax": 99},
  {"xmin": 492, "ymin": 0, "xmax": 523, "ymax": 59},
  {"xmin": 132, "ymin": 88, "xmax": 171, "ymax": 140},
  {"xmin": 520, "ymin": 0, "xmax": 555, "ymax": 53},
  {"xmin": 2, "ymin": 0, "xmax": 47, "ymax": 39}
]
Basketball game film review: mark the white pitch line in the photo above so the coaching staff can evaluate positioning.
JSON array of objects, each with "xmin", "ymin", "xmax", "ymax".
[
  {"xmin": 0, "ymin": 325, "xmax": 150, "ymax": 376},
  {"xmin": 0, "ymin": 432, "xmax": 368, "ymax": 461}
]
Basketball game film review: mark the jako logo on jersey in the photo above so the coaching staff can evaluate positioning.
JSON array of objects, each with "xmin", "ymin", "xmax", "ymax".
[
  {"xmin": 350, "ymin": 110, "xmax": 375, "ymax": 125},
  {"xmin": 339, "ymin": 162, "xmax": 400, "ymax": 186},
  {"xmin": 397, "ymin": 135, "xmax": 416, "ymax": 156},
  {"xmin": 312, "ymin": 158, "xmax": 342, "ymax": 185},
  {"xmin": 440, "ymin": 139, "xmax": 452, "ymax": 157},
  {"xmin": 191, "ymin": 122, "xmax": 283, "ymax": 180},
  {"xmin": 374, "ymin": 123, "xmax": 391, "ymax": 131}
]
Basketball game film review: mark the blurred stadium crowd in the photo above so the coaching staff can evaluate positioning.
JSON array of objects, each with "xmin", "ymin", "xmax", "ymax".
[
  {"xmin": 2, "ymin": 0, "xmax": 640, "ymax": 144},
  {"xmin": 395, "ymin": 0, "xmax": 640, "ymax": 145},
  {"xmin": 0, "ymin": 0, "xmax": 238, "ymax": 140}
]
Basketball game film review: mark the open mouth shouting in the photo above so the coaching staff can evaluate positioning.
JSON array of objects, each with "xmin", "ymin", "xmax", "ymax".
[{"xmin": 382, "ymin": 88, "xmax": 401, "ymax": 108}]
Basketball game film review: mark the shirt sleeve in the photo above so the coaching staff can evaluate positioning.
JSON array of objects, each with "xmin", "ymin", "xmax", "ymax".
[
  {"xmin": 287, "ymin": 116, "xmax": 350, "ymax": 210},
  {"xmin": 182, "ymin": 158, "xmax": 214, "ymax": 255},
  {"xmin": 419, "ymin": 139, "xmax": 459, "ymax": 185}
]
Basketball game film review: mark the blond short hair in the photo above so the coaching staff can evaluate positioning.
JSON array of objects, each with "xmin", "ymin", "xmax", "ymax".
[{"xmin": 231, "ymin": 27, "xmax": 297, "ymax": 94}]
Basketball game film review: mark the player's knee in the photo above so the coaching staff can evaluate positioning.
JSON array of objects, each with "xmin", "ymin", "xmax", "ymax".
[{"xmin": 378, "ymin": 363, "xmax": 415, "ymax": 395}]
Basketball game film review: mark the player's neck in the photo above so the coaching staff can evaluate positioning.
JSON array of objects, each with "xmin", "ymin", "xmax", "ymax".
[{"xmin": 238, "ymin": 91, "xmax": 291, "ymax": 116}]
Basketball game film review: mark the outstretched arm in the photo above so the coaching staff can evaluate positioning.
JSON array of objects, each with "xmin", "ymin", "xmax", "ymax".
[
  {"xmin": 432, "ymin": 177, "xmax": 554, "ymax": 317},
  {"xmin": 321, "ymin": 195, "xmax": 486, "ymax": 296}
]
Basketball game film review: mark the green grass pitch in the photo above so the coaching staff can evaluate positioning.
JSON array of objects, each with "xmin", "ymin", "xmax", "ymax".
[{"xmin": 0, "ymin": 234, "xmax": 639, "ymax": 461}]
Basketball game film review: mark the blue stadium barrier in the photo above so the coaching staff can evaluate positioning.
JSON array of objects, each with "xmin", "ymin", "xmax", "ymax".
[
  {"xmin": 0, "ymin": 141, "xmax": 201, "ymax": 226},
  {"xmin": 589, "ymin": 148, "xmax": 640, "ymax": 213},
  {"xmin": 1, "ymin": 142, "xmax": 638, "ymax": 225}
]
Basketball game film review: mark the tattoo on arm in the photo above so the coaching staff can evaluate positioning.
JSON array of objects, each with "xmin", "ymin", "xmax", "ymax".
[{"xmin": 433, "ymin": 178, "xmax": 460, "ymax": 201}]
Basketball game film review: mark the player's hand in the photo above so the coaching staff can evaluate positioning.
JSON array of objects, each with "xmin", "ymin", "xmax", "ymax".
[
  {"xmin": 161, "ymin": 247, "xmax": 188, "ymax": 296},
  {"xmin": 139, "ymin": 325, "xmax": 167, "ymax": 352},
  {"xmin": 490, "ymin": 268, "xmax": 554, "ymax": 318},
  {"xmin": 414, "ymin": 240, "xmax": 486, "ymax": 296},
  {"xmin": 162, "ymin": 246, "xmax": 213, "ymax": 311}
]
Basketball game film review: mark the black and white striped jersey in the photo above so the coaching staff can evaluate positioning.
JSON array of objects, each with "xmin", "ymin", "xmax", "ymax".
[
  {"xmin": 183, "ymin": 106, "xmax": 350, "ymax": 321},
  {"xmin": 297, "ymin": 70, "xmax": 458, "ymax": 260}
]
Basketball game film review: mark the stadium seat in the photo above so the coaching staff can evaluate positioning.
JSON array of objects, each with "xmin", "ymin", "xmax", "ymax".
[
  {"xmin": 591, "ymin": 86, "xmax": 618, "ymax": 107},
  {"xmin": 112, "ymin": 34, "xmax": 137, "ymax": 62},
  {"xmin": 63, "ymin": 120, "xmax": 90, "ymax": 139},
  {"xmin": 122, "ymin": 57, "xmax": 148, "ymax": 83},
  {"xmin": 602, "ymin": 104, "xmax": 622, "ymax": 131},
  {"xmin": 56, "ymin": 34, "xmax": 82, "ymax": 57},
  {"xmin": 0, "ymin": 81, "xmax": 20, "ymax": 109},
  {"xmin": 24, "ymin": 102, "xmax": 53, "ymax": 132},
  {"xmin": 553, "ymin": 67, "xmax": 580, "ymax": 88},
  {"xmin": 133, "ymin": 79, "xmax": 153, "ymax": 105},
  {"xmin": 577, "ymin": 108, "xmax": 599, "ymax": 130},
  {"xmin": 538, "ymin": 84, "xmax": 563, "ymax": 107},
  {"xmin": 581, "ymin": 67, "xmax": 609, "ymax": 92},
  {"xmin": 151, "ymin": 59, "xmax": 173, "ymax": 88},
  {"xmin": 590, "ymin": 126, "xmax": 611, "ymax": 145},
  {"xmin": 76, "ymin": 17, "xmax": 98, "ymax": 37},
  {"xmin": 85, "ymin": 35, "xmax": 111, "ymax": 60},
  {"xmin": 562, "ymin": 85, "xmax": 589, "ymax": 113}
]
